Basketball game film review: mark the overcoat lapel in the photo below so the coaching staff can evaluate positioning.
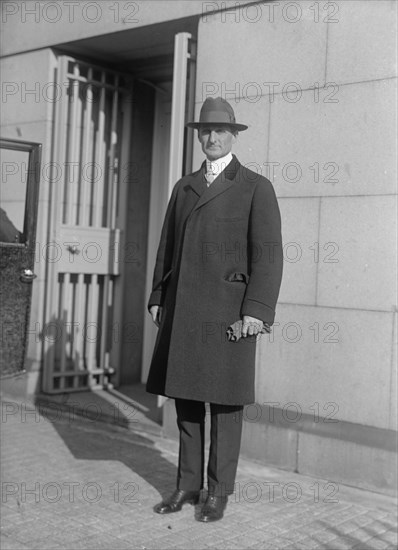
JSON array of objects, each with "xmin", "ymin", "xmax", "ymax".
[
  {"xmin": 190, "ymin": 155, "xmax": 240, "ymax": 212},
  {"xmin": 187, "ymin": 162, "xmax": 207, "ymax": 197}
]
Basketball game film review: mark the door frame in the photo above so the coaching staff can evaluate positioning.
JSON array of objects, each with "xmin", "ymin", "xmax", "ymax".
[
  {"xmin": 141, "ymin": 32, "xmax": 196, "ymax": 385},
  {"xmin": 141, "ymin": 87, "xmax": 172, "ymax": 383}
]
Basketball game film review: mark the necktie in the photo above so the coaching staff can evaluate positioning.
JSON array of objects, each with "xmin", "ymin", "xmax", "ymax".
[
  {"xmin": 205, "ymin": 171, "xmax": 216, "ymax": 186},
  {"xmin": 205, "ymin": 163, "xmax": 216, "ymax": 186}
]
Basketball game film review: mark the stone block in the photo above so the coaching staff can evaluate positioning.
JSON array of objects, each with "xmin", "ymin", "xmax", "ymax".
[
  {"xmin": 241, "ymin": 418, "xmax": 298, "ymax": 471},
  {"xmin": 256, "ymin": 304, "xmax": 394, "ymax": 429},
  {"xmin": 1, "ymin": 50, "xmax": 55, "ymax": 126},
  {"xmin": 278, "ymin": 197, "xmax": 320, "ymax": 306},
  {"xmin": 197, "ymin": 1, "xmax": 327, "ymax": 96},
  {"xmin": 268, "ymin": 79, "xmax": 397, "ymax": 197},
  {"xmin": 317, "ymin": 195, "xmax": 397, "ymax": 311},
  {"xmin": 298, "ymin": 432, "xmax": 398, "ymax": 495},
  {"xmin": 327, "ymin": 0, "xmax": 397, "ymax": 84}
]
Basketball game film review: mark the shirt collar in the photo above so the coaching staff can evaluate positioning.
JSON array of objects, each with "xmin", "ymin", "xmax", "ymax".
[{"xmin": 206, "ymin": 152, "xmax": 233, "ymax": 177}]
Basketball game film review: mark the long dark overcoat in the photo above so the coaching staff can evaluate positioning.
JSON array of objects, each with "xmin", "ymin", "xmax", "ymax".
[{"xmin": 146, "ymin": 155, "xmax": 283, "ymax": 405}]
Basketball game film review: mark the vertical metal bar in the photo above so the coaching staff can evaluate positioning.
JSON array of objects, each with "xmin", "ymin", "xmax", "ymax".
[
  {"xmin": 99, "ymin": 275, "xmax": 110, "ymax": 376},
  {"xmin": 105, "ymin": 277, "xmax": 114, "ymax": 371},
  {"xmin": 44, "ymin": 245, "xmax": 61, "ymax": 391},
  {"xmin": 81, "ymin": 68, "xmax": 93, "ymax": 226},
  {"xmin": 74, "ymin": 75, "xmax": 83, "ymax": 225},
  {"xmin": 93, "ymin": 73, "xmax": 106, "ymax": 227},
  {"xmin": 74, "ymin": 273, "xmax": 85, "ymax": 371},
  {"xmin": 65, "ymin": 63, "xmax": 80, "ymax": 225},
  {"xmin": 87, "ymin": 274, "xmax": 99, "ymax": 380},
  {"xmin": 59, "ymin": 272, "xmax": 71, "ymax": 389},
  {"xmin": 108, "ymin": 81, "xmax": 119, "ymax": 229},
  {"xmin": 168, "ymin": 32, "xmax": 191, "ymax": 198},
  {"xmin": 54, "ymin": 274, "xmax": 64, "ymax": 374}
]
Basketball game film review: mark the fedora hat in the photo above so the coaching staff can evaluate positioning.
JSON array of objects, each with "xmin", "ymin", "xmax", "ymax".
[{"xmin": 186, "ymin": 97, "xmax": 248, "ymax": 131}]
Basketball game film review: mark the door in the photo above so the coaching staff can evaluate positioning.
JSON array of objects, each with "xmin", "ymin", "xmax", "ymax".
[
  {"xmin": 0, "ymin": 138, "xmax": 42, "ymax": 376},
  {"xmin": 43, "ymin": 56, "xmax": 132, "ymax": 393}
]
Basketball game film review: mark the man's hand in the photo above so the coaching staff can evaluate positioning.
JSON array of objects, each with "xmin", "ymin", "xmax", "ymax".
[
  {"xmin": 150, "ymin": 305, "xmax": 163, "ymax": 327},
  {"xmin": 242, "ymin": 315, "xmax": 264, "ymax": 339}
]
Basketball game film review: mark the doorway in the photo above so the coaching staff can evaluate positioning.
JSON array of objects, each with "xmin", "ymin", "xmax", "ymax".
[
  {"xmin": 119, "ymin": 32, "xmax": 196, "ymax": 389},
  {"xmin": 42, "ymin": 31, "xmax": 196, "ymax": 409}
]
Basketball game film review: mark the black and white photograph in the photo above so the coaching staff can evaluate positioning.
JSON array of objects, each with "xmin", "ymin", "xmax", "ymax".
[{"xmin": 0, "ymin": 1, "xmax": 397, "ymax": 549}]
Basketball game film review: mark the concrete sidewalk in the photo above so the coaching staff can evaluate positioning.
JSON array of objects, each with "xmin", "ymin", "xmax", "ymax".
[{"xmin": 1, "ymin": 395, "xmax": 397, "ymax": 550}]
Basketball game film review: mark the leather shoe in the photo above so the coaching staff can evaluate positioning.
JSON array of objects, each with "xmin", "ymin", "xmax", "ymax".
[
  {"xmin": 154, "ymin": 489, "xmax": 200, "ymax": 514},
  {"xmin": 198, "ymin": 494, "xmax": 228, "ymax": 522}
]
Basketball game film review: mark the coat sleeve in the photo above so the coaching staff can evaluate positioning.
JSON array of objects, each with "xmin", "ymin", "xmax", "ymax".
[
  {"xmin": 147, "ymin": 182, "xmax": 179, "ymax": 310},
  {"xmin": 241, "ymin": 177, "xmax": 283, "ymax": 325}
]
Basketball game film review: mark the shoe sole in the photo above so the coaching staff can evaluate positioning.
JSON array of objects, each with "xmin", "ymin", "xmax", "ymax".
[
  {"xmin": 198, "ymin": 513, "xmax": 224, "ymax": 522},
  {"xmin": 154, "ymin": 496, "xmax": 200, "ymax": 514}
]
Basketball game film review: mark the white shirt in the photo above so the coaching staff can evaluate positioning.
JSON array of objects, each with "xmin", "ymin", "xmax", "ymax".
[{"xmin": 206, "ymin": 152, "xmax": 233, "ymax": 179}]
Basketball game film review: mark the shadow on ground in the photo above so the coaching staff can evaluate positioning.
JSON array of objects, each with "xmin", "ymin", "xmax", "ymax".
[{"xmin": 33, "ymin": 389, "xmax": 177, "ymax": 502}]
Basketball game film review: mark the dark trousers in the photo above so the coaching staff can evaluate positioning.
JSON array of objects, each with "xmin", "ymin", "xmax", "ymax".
[{"xmin": 175, "ymin": 398, "xmax": 244, "ymax": 497}]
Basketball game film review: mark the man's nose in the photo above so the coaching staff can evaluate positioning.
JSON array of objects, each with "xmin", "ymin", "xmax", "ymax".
[{"xmin": 209, "ymin": 131, "xmax": 218, "ymax": 143}]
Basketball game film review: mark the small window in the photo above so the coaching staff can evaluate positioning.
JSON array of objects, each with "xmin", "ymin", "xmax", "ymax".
[{"xmin": 0, "ymin": 139, "xmax": 41, "ymax": 246}]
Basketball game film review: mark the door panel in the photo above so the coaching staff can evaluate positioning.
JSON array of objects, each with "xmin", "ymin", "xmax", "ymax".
[
  {"xmin": 0, "ymin": 139, "xmax": 41, "ymax": 376},
  {"xmin": 43, "ymin": 57, "xmax": 131, "ymax": 393},
  {"xmin": 57, "ymin": 226, "xmax": 120, "ymax": 275}
]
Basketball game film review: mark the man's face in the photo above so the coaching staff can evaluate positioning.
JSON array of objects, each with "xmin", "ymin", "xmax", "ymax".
[{"xmin": 198, "ymin": 125, "xmax": 237, "ymax": 161}]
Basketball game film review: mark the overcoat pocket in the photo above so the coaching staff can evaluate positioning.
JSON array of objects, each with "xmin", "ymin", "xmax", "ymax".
[{"xmin": 225, "ymin": 272, "xmax": 250, "ymax": 284}]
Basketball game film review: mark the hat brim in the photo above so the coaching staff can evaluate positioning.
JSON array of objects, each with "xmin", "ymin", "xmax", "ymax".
[{"xmin": 186, "ymin": 122, "xmax": 248, "ymax": 131}]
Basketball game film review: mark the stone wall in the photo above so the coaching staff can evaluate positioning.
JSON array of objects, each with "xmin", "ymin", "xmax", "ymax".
[{"xmin": 189, "ymin": 0, "xmax": 397, "ymax": 493}]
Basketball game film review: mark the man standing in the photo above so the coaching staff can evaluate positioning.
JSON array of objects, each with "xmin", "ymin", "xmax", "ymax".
[{"xmin": 146, "ymin": 97, "xmax": 283, "ymax": 522}]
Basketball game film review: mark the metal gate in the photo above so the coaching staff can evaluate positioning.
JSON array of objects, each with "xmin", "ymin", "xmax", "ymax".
[{"xmin": 43, "ymin": 56, "xmax": 132, "ymax": 393}]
